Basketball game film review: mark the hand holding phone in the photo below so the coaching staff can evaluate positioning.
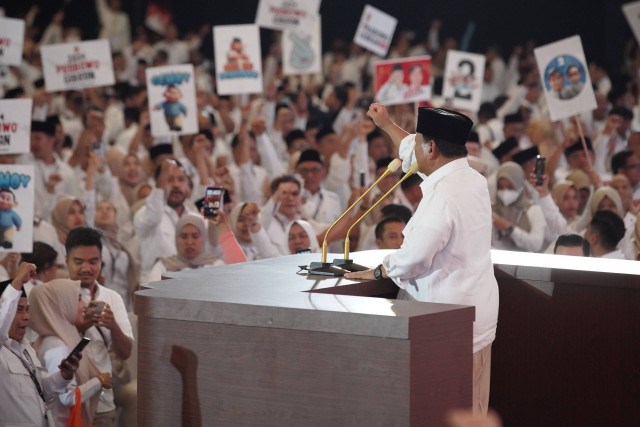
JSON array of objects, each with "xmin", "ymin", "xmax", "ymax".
[
  {"xmin": 66, "ymin": 337, "xmax": 91, "ymax": 362},
  {"xmin": 86, "ymin": 301, "xmax": 105, "ymax": 319},
  {"xmin": 204, "ymin": 186, "xmax": 225, "ymax": 217},
  {"xmin": 534, "ymin": 155, "xmax": 546, "ymax": 186}
]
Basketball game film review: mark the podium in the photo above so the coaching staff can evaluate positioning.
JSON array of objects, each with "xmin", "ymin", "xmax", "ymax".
[
  {"xmin": 489, "ymin": 250, "xmax": 640, "ymax": 426},
  {"xmin": 135, "ymin": 250, "xmax": 474, "ymax": 427}
]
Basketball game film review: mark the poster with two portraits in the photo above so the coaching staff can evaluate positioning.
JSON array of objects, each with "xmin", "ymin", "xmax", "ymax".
[{"xmin": 534, "ymin": 35, "xmax": 596, "ymax": 121}]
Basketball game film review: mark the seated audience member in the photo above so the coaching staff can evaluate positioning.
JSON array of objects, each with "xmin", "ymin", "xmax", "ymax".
[
  {"xmin": 375, "ymin": 217, "xmax": 406, "ymax": 250},
  {"xmin": 286, "ymin": 220, "xmax": 321, "ymax": 254},
  {"xmin": 0, "ymin": 263, "xmax": 80, "ymax": 426},
  {"xmin": 565, "ymin": 169, "xmax": 593, "ymax": 215},
  {"xmin": 112, "ymin": 154, "xmax": 146, "ymax": 242},
  {"xmin": 611, "ymin": 150, "xmax": 640, "ymax": 199},
  {"xmin": 228, "ymin": 202, "xmax": 279, "ymax": 261},
  {"xmin": 67, "ymin": 130, "xmax": 115, "ymax": 202},
  {"xmin": 584, "ymin": 210, "xmax": 626, "ymax": 259},
  {"xmin": 29, "ymin": 279, "xmax": 111, "ymax": 427},
  {"xmin": 491, "ymin": 162, "xmax": 545, "ymax": 252},
  {"xmin": 228, "ymin": 129, "xmax": 270, "ymax": 205},
  {"xmin": 148, "ymin": 213, "xmax": 247, "ymax": 282},
  {"xmin": 553, "ymin": 234, "xmax": 590, "ymax": 256},
  {"xmin": 465, "ymin": 130, "xmax": 490, "ymax": 176},
  {"xmin": 357, "ymin": 204, "xmax": 413, "ymax": 251},
  {"xmin": 20, "ymin": 241, "xmax": 59, "ymax": 293},
  {"xmin": 95, "ymin": 200, "xmax": 139, "ymax": 310},
  {"xmin": 399, "ymin": 172, "xmax": 423, "ymax": 211}
]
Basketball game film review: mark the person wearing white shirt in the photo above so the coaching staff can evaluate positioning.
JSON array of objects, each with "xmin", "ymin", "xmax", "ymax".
[
  {"xmin": 229, "ymin": 130, "xmax": 270, "ymax": 204},
  {"xmin": 95, "ymin": 0, "xmax": 131, "ymax": 53},
  {"xmin": 134, "ymin": 159, "xmax": 197, "ymax": 276},
  {"xmin": 584, "ymin": 210, "xmax": 627, "ymax": 259},
  {"xmin": 20, "ymin": 120, "xmax": 77, "ymax": 221},
  {"xmin": 65, "ymin": 228, "xmax": 133, "ymax": 427},
  {"xmin": 345, "ymin": 104, "xmax": 499, "ymax": 416},
  {"xmin": 0, "ymin": 263, "xmax": 81, "ymax": 427},
  {"xmin": 296, "ymin": 149, "xmax": 342, "ymax": 225}
]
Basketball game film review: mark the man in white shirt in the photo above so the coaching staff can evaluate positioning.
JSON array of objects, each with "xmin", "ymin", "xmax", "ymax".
[
  {"xmin": 66, "ymin": 227, "xmax": 133, "ymax": 427},
  {"xmin": 1, "ymin": 262, "xmax": 81, "ymax": 427},
  {"xmin": 584, "ymin": 210, "xmax": 627, "ymax": 259},
  {"xmin": 20, "ymin": 120, "xmax": 77, "ymax": 221},
  {"xmin": 296, "ymin": 149, "xmax": 342, "ymax": 225},
  {"xmin": 134, "ymin": 159, "xmax": 196, "ymax": 276},
  {"xmin": 346, "ymin": 104, "xmax": 499, "ymax": 416}
]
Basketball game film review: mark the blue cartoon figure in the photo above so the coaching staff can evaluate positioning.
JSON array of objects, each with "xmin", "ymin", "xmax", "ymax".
[
  {"xmin": 0, "ymin": 188, "xmax": 22, "ymax": 249},
  {"xmin": 155, "ymin": 84, "xmax": 187, "ymax": 131}
]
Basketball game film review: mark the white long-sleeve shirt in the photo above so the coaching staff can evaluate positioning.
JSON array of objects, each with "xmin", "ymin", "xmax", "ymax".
[{"xmin": 382, "ymin": 135, "xmax": 499, "ymax": 353}]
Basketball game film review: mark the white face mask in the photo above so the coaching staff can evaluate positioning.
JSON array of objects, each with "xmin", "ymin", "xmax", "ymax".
[{"xmin": 497, "ymin": 189, "xmax": 521, "ymax": 206}]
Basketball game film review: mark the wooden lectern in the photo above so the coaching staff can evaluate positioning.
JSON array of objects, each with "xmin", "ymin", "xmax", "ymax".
[{"xmin": 135, "ymin": 250, "xmax": 474, "ymax": 426}]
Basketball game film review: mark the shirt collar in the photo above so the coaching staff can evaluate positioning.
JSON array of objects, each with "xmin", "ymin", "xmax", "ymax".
[{"xmin": 419, "ymin": 158, "xmax": 469, "ymax": 191}]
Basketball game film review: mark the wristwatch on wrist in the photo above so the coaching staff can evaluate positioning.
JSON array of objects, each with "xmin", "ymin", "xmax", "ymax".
[{"xmin": 374, "ymin": 264, "xmax": 383, "ymax": 280}]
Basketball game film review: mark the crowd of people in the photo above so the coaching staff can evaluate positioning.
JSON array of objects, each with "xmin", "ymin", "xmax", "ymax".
[{"xmin": 1, "ymin": 1, "xmax": 640, "ymax": 426}]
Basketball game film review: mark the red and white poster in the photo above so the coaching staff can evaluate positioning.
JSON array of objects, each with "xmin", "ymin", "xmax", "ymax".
[
  {"xmin": 0, "ymin": 17, "xmax": 25, "ymax": 66},
  {"xmin": 41, "ymin": 40, "xmax": 115, "ymax": 91},
  {"xmin": 374, "ymin": 56, "xmax": 431, "ymax": 105},
  {"xmin": 0, "ymin": 99, "xmax": 32, "ymax": 154},
  {"xmin": 353, "ymin": 5, "xmax": 397, "ymax": 57}
]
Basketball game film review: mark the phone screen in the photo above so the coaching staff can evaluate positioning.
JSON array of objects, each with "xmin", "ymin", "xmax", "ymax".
[
  {"xmin": 535, "ymin": 155, "xmax": 546, "ymax": 186},
  {"xmin": 204, "ymin": 187, "xmax": 225, "ymax": 217}
]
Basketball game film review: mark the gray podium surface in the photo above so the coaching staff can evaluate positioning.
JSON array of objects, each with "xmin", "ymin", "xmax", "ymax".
[{"xmin": 135, "ymin": 250, "xmax": 475, "ymax": 427}]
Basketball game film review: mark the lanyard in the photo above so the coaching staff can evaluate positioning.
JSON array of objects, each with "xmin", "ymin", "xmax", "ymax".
[{"xmin": 8, "ymin": 347, "xmax": 47, "ymax": 403}]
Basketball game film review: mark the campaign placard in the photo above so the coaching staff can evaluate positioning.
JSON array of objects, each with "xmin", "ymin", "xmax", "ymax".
[
  {"xmin": 282, "ymin": 15, "xmax": 322, "ymax": 75},
  {"xmin": 146, "ymin": 64, "xmax": 198, "ymax": 137},
  {"xmin": 0, "ymin": 99, "xmax": 32, "ymax": 154},
  {"xmin": 353, "ymin": 5, "xmax": 397, "ymax": 57},
  {"xmin": 214, "ymin": 25, "xmax": 263, "ymax": 95},
  {"xmin": 0, "ymin": 17, "xmax": 25, "ymax": 66},
  {"xmin": 534, "ymin": 36, "xmax": 597, "ymax": 121},
  {"xmin": 40, "ymin": 39, "xmax": 115, "ymax": 91},
  {"xmin": 374, "ymin": 56, "xmax": 431, "ymax": 105},
  {"xmin": 0, "ymin": 165, "xmax": 34, "ymax": 253},
  {"xmin": 255, "ymin": 0, "xmax": 321, "ymax": 31},
  {"xmin": 441, "ymin": 50, "xmax": 486, "ymax": 113},
  {"xmin": 623, "ymin": 2, "xmax": 640, "ymax": 45}
]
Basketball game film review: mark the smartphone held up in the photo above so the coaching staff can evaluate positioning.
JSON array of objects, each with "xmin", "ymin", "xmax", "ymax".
[{"xmin": 204, "ymin": 186, "xmax": 225, "ymax": 217}]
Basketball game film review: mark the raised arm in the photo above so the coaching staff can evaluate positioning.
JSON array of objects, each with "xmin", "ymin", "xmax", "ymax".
[{"xmin": 367, "ymin": 103, "xmax": 410, "ymax": 152}]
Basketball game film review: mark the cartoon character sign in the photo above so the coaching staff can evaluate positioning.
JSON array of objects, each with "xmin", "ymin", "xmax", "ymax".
[
  {"xmin": 0, "ymin": 165, "xmax": 34, "ymax": 253},
  {"xmin": 282, "ymin": 15, "xmax": 321, "ymax": 75},
  {"xmin": 146, "ymin": 64, "xmax": 197, "ymax": 137},
  {"xmin": 214, "ymin": 24, "xmax": 263, "ymax": 95}
]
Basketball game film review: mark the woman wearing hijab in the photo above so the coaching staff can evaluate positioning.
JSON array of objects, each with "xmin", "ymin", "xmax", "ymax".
[
  {"xmin": 286, "ymin": 219, "xmax": 321, "ymax": 254},
  {"xmin": 29, "ymin": 279, "xmax": 112, "ymax": 426},
  {"xmin": 147, "ymin": 212, "xmax": 247, "ymax": 282},
  {"xmin": 95, "ymin": 200, "xmax": 139, "ymax": 311},
  {"xmin": 491, "ymin": 162, "xmax": 546, "ymax": 252},
  {"xmin": 228, "ymin": 202, "xmax": 280, "ymax": 261},
  {"xmin": 50, "ymin": 197, "xmax": 86, "ymax": 267}
]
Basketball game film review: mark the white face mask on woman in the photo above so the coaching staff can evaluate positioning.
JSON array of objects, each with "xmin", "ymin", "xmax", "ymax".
[{"xmin": 497, "ymin": 189, "xmax": 521, "ymax": 206}]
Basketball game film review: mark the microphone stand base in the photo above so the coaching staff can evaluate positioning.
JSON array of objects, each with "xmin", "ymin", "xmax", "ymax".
[
  {"xmin": 308, "ymin": 262, "xmax": 347, "ymax": 277},
  {"xmin": 332, "ymin": 258, "xmax": 371, "ymax": 272}
]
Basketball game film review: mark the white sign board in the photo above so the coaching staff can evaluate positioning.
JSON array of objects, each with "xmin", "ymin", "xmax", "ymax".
[
  {"xmin": 41, "ymin": 39, "xmax": 115, "ymax": 91},
  {"xmin": 623, "ymin": 2, "xmax": 640, "ymax": 45},
  {"xmin": 534, "ymin": 35, "xmax": 597, "ymax": 121},
  {"xmin": 214, "ymin": 25, "xmax": 263, "ymax": 95},
  {"xmin": 353, "ymin": 5, "xmax": 397, "ymax": 57},
  {"xmin": 146, "ymin": 64, "xmax": 198, "ymax": 137},
  {"xmin": 255, "ymin": 0, "xmax": 321, "ymax": 30},
  {"xmin": 0, "ymin": 17, "xmax": 25, "ymax": 66},
  {"xmin": 282, "ymin": 15, "xmax": 322, "ymax": 75},
  {"xmin": 442, "ymin": 50, "xmax": 486, "ymax": 113},
  {"xmin": 0, "ymin": 99, "xmax": 32, "ymax": 154},
  {"xmin": 0, "ymin": 165, "xmax": 34, "ymax": 253}
]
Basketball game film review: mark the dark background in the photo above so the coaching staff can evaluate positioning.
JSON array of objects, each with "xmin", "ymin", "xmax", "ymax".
[{"xmin": 1, "ymin": 0, "xmax": 635, "ymax": 77}]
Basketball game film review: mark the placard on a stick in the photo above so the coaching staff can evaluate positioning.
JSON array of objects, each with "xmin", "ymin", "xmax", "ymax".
[
  {"xmin": 0, "ymin": 165, "xmax": 35, "ymax": 253},
  {"xmin": 214, "ymin": 25, "xmax": 263, "ymax": 95},
  {"xmin": 0, "ymin": 99, "xmax": 32, "ymax": 154},
  {"xmin": 623, "ymin": 2, "xmax": 640, "ymax": 45},
  {"xmin": 534, "ymin": 35, "xmax": 596, "ymax": 121},
  {"xmin": 255, "ymin": 0, "xmax": 321, "ymax": 31},
  {"xmin": 441, "ymin": 50, "xmax": 486, "ymax": 113},
  {"xmin": 282, "ymin": 15, "xmax": 322, "ymax": 75},
  {"xmin": 0, "ymin": 17, "xmax": 25, "ymax": 66}
]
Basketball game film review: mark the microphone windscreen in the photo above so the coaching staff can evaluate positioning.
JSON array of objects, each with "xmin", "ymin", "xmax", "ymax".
[
  {"xmin": 387, "ymin": 158, "xmax": 402, "ymax": 172},
  {"xmin": 407, "ymin": 162, "xmax": 419, "ymax": 174}
]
